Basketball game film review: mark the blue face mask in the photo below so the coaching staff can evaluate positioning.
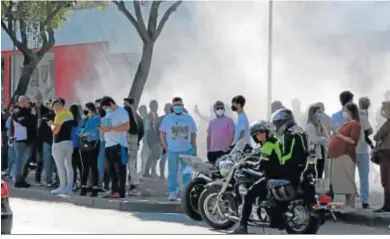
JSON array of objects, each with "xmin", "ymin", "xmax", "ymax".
[
  {"xmin": 316, "ymin": 112, "xmax": 324, "ymax": 121},
  {"xmin": 173, "ymin": 105, "xmax": 183, "ymax": 114},
  {"xmin": 105, "ymin": 108, "xmax": 113, "ymax": 114}
]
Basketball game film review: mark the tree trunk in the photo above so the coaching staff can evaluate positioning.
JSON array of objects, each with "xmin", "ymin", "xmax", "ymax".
[
  {"xmin": 10, "ymin": 60, "xmax": 39, "ymax": 104},
  {"xmin": 128, "ymin": 41, "xmax": 154, "ymax": 108}
]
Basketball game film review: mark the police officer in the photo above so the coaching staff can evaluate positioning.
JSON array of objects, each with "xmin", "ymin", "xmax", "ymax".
[{"xmin": 231, "ymin": 120, "xmax": 284, "ymax": 234}]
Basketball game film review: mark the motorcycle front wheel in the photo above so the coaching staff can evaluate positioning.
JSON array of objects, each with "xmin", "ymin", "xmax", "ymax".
[
  {"xmin": 182, "ymin": 177, "xmax": 208, "ymax": 221},
  {"xmin": 198, "ymin": 186, "xmax": 237, "ymax": 230}
]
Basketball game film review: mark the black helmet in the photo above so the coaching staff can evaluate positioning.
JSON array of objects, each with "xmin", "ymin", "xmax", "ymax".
[
  {"xmin": 249, "ymin": 120, "xmax": 273, "ymax": 143},
  {"xmin": 271, "ymin": 108, "xmax": 295, "ymax": 135}
]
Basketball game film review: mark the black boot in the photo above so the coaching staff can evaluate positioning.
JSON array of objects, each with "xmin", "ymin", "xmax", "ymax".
[
  {"xmin": 80, "ymin": 186, "xmax": 87, "ymax": 196},
  {"xmin": 230, "ymin": 224, "xmax": 248, "ymax": 234},
  {"xmin": 90, "ymin": 187, "xmax": 99, "ymax": 197},
  {"xmin": 374, "ymin": 193, "xmax": 390, "ymax": 212}
]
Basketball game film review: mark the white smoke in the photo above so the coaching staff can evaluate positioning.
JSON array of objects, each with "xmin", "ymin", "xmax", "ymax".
[{"xmin": 75, "ymin": 1, "xmax": 389, "ymax": 189}]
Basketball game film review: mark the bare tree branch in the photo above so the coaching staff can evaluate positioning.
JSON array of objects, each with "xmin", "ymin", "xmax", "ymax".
[
  {"xmin": 1, "ymin": 20, "xmax": 31, "ymax": 55},
  {"xmin": 133, "ymin": 0, "xmax": 150, "ymax": 42},
  {"xmin": 147, "ymin": 1, "xmax": 161, "ymax": 38},
  {"xmin": 154, "ymin": 0, "xmax": 182, "ymax": 40},
  {"xmin": 113, "ymin": 0, "xmax": 149, "ymax": 43}
]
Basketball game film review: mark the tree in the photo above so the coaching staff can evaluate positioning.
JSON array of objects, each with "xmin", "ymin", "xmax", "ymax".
[
  {"xmin": 2, "ymin": 1, "xmax": 81, "ymax": 103},
  {"xmin": 113, "ymin": 0, "xmax": 183, "ymax": 106}
]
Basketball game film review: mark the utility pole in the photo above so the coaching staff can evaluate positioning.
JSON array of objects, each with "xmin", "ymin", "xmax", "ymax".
[{"xmin": 266, "ymin": 0, "xmax": 274, "ymax": 120}]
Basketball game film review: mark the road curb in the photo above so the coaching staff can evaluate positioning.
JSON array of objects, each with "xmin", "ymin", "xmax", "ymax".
[
  {"xmin": 8, "ymin": 186, "xmax": 389, "ymax": 227},
  {"xmin": 337, "ymin": 211, "xmax": 390, "ymax": 227},
  {"xmin": 9, "ymin": 186, "xmax": 182, "ymax": 214}
]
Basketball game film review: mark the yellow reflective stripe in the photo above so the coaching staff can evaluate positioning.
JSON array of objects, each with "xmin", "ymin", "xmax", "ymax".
[
  {"xmin": 261, "ymin": 142, "xmax": 274, "ymax": 156},
  {"xmin": 274, "ymin": 141, "xmax": 282, "ymax": 164},
  {"xmin": 281, "ymin": 137, "xmax": 295, "ymax": 165}
]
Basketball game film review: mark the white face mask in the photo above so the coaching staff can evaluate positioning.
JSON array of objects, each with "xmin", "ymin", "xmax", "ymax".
[{"xmin": 216, "ymin": 109, "xmax": 225, "ymax": 116}]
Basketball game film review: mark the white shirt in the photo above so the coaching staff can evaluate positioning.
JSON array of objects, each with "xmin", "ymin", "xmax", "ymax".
[
  {"xmin": 13, "ymin": 120, "xmax": 27, "ymax": 141},
  {"xmin": 104, "ymin": 107, "xmax": 130, "ymax": 148},
  {"xmin": 356, "ymin": 110, "xmax": 372, "ymax": 154}
]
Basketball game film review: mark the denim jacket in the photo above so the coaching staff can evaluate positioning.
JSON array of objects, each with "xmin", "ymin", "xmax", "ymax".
[{"xmin": 77, "ymin": 115, "xmax": 101, "ymax": 142}]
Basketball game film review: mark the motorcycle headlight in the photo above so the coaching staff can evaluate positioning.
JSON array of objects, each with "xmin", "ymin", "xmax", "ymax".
[{"xmin": 218, "ymin": 160, "xmax": 234, "ymax": 177}]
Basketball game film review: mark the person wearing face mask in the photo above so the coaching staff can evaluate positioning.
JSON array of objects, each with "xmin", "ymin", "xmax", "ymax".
[
  {"xmin": 95, "ymin": 98, "xmax": 110, "ymax": 191},
  {"xmin": 356, "ymin": 97, "xmax": 374, "ymax": 209},
  {"xmin": 69, "ymin": 104, "xmax": 82, "ymax": 191},
  {"xmin": 231, "ymin": 95, "xmax": 250, "ymax": 146},
  {"xmin": 376, "ymin": 90, "xmax": 390, "ymax": 131},
  {"xmin": 332, "ymin": 91, "xmax": 354, "ymax": 133},
  {"xmin": 99, "ymin": 96, "xmax": 130, "ymax": 199},
  {"xmin": 206, "ymin": 101, "xmax": 235, "ymax": 165},
  {"xmin": 77, "ymin": 103, "xmax": 101, "ymax": 197},
  {"xmin": 328, "ymin": 102, "xmax": 361, "ymax": 212},
  {"xmin": 305, "ymin": 104, "xmax": 328, "ymax": 179},
  {"xmin": 160, "ymin": 97, "xmax": 197, "ymax": 201}
]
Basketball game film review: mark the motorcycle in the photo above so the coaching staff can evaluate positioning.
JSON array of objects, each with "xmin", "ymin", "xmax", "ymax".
[
  {"xmin": 198, "ymin": 143, "xmax": 341, "ymax": 234},
  {"xmin": 179, "ymin": 141, "xmax": 253, "ymax": 221}
]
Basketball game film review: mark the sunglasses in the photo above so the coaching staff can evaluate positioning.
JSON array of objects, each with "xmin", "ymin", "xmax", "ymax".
[{"xmin": 215, "ymin": 107, "xmax": 224, "ymax": 110}]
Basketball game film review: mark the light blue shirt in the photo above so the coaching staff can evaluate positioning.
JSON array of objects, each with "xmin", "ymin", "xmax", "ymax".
[
  {"xmin": 160, "ymin": 113, "xmax": 197, "ymax": 152},
  {"xmin": 331, "ymin": 109, "xmax": 346, "ymax": 131},
  {"xmin": 233, "ymin": 112, "xmax": 250, "ymax": 145}
]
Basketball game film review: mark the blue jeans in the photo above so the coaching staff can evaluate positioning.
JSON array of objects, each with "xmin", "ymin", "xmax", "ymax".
[
  {"xmin": 43, "ymin": 142, "xmax": 54, "ymax": 184},
  {"xmin": 13, "ymin": 142, "xmax": 32, "ymax": 182},
  {"xmin": 7, "ymin": 145, "xmax": 15, "ymax": 176},
  {"xmin": 356, "ymin": 153, "xmax": 370, "ymax": 204},
  {"xmin": 167, "ymin": 149, "xmax": 193, "ymax": 195}
]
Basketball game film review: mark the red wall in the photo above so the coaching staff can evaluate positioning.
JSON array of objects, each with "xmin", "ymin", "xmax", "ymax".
[{"xmin": 1, "ymin": 42, "xmax": 108, "ymax": 106}]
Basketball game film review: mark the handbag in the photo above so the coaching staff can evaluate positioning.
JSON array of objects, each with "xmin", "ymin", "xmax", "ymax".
[
  {"xmin": 79, "ymin": 118, "xmax": 98, "ymax": 152},
  {"xmin": 370, "ymin": 143, "xmax": 381, "ymax": 165}
]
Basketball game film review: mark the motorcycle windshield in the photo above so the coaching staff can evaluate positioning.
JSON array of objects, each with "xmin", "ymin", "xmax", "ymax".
[{"xmin": 229, "ymin": 138, "xmax": 246, "ymax": 157}]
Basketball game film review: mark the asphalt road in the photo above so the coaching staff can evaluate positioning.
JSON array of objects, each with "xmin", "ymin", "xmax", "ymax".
[{"xmin": 10, "ymin": 198, "xmax": 390, "ymax": 234}]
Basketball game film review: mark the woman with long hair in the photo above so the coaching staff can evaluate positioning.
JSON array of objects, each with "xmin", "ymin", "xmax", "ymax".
[
  {"xmin": 69, "ymin": 104, "xmax": 82, "ymax": 190},
  {"xmin": 305, "ymin": 104, "xmax": 328, "ymax": 178},
  {"xmin": 77, "ymin": 102, "xmax": 101, "ymax": 197},
  {"xmin": 328, "ymin": 103, "xmax": 361, "ymax": 211}
]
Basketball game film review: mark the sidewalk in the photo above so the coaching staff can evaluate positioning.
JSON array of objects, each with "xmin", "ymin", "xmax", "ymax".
[
  {"xmin": 334, "ymin": 192, "xmax": 390, "ymax": 226},
  {"xmin": 6, "ymin": 176, "xmax": 182, "ymax": 213},
  {"xmin": 5, "ymin": 176, "xmax": 390, "ymax": 226}
]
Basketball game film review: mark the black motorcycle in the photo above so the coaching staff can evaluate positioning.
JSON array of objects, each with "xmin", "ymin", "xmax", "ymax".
[{"xmin": 198, "ymin": 150, "xmax": 339, "ymax": 234}]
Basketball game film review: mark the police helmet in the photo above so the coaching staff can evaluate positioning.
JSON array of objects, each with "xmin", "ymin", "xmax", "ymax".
[
  {"xmin": 270, "ymin": 108, "xmax": 295, "ymax": 135},
  {"xmin": 249, "ymin": 120, "xmax": 273, "ymax": 143}
]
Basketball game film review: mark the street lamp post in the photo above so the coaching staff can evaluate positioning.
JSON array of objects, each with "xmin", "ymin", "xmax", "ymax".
[{"xmin": 266, "ymin": 0, "xmax": 274, "ymax": 120}]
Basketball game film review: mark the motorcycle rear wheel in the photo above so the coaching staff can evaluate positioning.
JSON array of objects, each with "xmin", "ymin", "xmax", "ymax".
[
  {"xmin": 285, "ymin": 216, "xmax": 320, "ymax": 234},
  {"xmin": 198, "ymin": 186, "xmax": 237, "ymax": 230},
  {"xmin": 182, "ymin": 177, "xmax": 208, "ymax": 221}
]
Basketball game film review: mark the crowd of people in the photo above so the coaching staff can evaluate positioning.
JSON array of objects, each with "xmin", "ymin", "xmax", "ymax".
[{"xmin": 1, "ymin": 90, "xmax": 390, "ymax": 212}]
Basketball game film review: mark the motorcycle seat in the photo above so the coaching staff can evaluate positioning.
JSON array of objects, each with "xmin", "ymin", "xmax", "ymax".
[{"xmin": 267, "ymin": 179, "xmax": 291, "ymax": 189}]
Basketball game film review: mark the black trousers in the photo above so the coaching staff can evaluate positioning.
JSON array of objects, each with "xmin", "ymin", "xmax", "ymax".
[
  {"xmin": 34, "ymin": 140, "xmax": 44, "ymax": 182},
  {"xmin": 207, "ymin": 150, "xmax": 226, "ymax": 165},
  {"xmin": 72, "ymin": 147, "xmax": 82, "ymax": 185},
  {"xmin": 80, "ymin": 141, "xmax": 100, "ymax": 188},
  {"xmin": 240, "ymin": 178, "xmax": 268, "ymax": 225},
  {"xmin": 105, "ymin": 144, "xmax": 127, "ymax": 197}
]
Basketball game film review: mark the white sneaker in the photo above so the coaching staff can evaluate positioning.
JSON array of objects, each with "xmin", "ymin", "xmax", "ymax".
[
  {"xmin": 168, "ymin": 193, "xmax": 178, "ymax": 201},
  {"xmin": 51, "ymin": 187, "xmax": 66, "ymax": 195},
  {"xmin": 128, "ymin": 188, "xmax": 142, "ymax": 197}
]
